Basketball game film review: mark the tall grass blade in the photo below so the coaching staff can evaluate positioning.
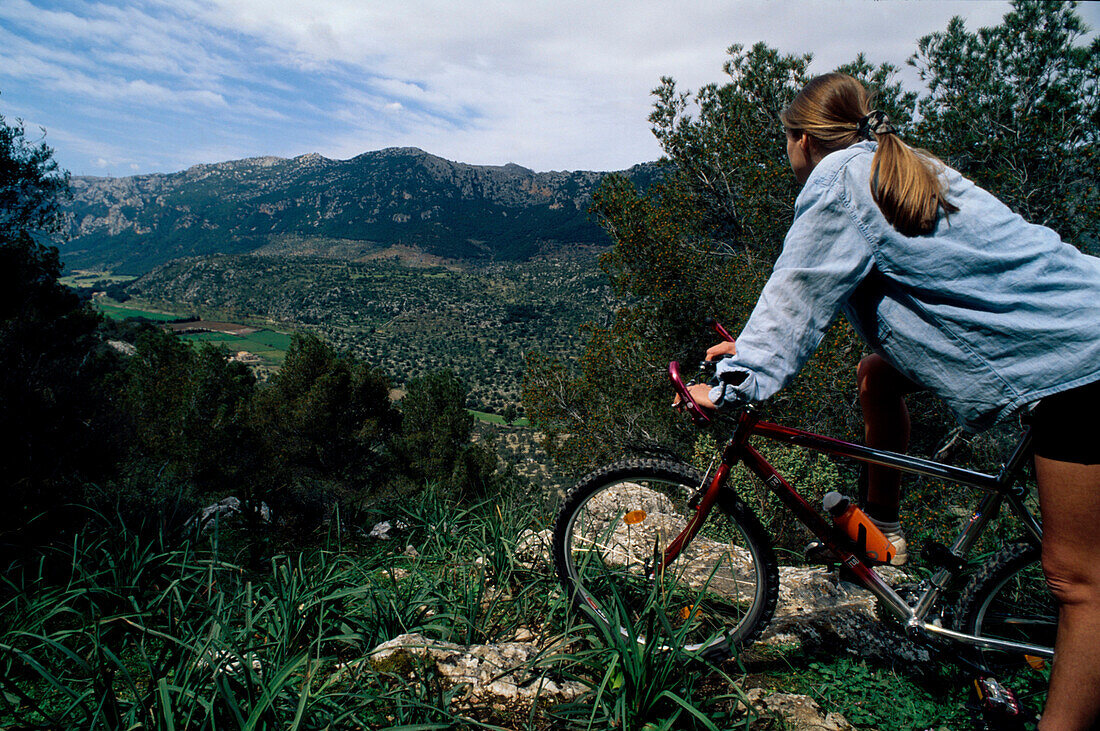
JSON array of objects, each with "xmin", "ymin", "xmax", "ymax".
[
  {"xmin": 156, "ymin": 678, "xmax": 177, "ymax": 731},
  {"xmin": 242, "ymin": 652, "xmax": 309, "ymax": 731}
]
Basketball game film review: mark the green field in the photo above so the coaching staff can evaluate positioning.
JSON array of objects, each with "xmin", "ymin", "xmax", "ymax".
[
  {"xmin": 180, "ymin": 330, "xmax": 291, "ymax": 365},
  {"xmin": 60, "ymin": 270, "xmax": 138, "ymax": 287},
  {"xmin": 94, "ymin": 300, "xmax": 184, "ymax": 321},
  {"xmin": 469, "ymin": 409, "xmax": 530, "ymax": 427},
  {"xmin": 93, "ymin": 297, "xmax": 293, "ymax": 367}
]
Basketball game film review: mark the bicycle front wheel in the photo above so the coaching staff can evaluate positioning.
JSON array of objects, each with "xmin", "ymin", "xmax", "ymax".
[
  {"xmin": 552, "ymin": 459, "xmax": 777, "ymax": 660},
  {"xmin": 955, "ymin": 541, "xmax": 1055, "ymax": 693}
]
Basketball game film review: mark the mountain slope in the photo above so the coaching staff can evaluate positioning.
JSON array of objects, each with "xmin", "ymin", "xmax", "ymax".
[{"xmin": 59, "ymin": 148, "xmax": 658, "ymax": 274}]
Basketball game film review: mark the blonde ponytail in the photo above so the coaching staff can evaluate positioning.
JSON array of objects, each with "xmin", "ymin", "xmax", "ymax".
[{"xmin": 781, "ymin": 73, "xmax": 957, "ymax": 236}]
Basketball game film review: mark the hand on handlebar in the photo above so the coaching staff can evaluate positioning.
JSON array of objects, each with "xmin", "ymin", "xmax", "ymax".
[
  {"xmin": 705, "ymin": 340, "xmax": 737, "ymax": 361},
  {"xmin": 668, "ymin": 321, "xmax": 738, "ymax": 423},
  {"xmin": 675, "ymin": 383, "xmax": 717, "ymax": 410}
]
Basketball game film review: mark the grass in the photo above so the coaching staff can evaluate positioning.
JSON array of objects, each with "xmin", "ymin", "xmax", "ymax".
[
  {"xmin": 761, "ymin": 654, "xmax": 973, "ymax": 729},
  {"xmin": 180, "ymin": 330, "xmax": 292, "ymax": 366},
  {"xmin": 543, "ymin": 565, "xmax": 757, "ymax": 730},
  {"xmin": 0, "ymin": 490, "xmax": 1027, "ymax": 730},
  {"xmin": 59, "ymin": 270, "xmax": 138, "ymax": 287},
  {"xmin": 91, "ymin": 297, "xmax": 295, "ymax": 366},
  {"xmin": 0, "ymin": 496, "xmax": 567, "ymax": 729},
  {"xmin": 94, "ymin": 298, "xmax": 185, "ymax": 321},
  {"xmin": 470, "ymin": 410, "xmax": 530, "ymax": 427}
]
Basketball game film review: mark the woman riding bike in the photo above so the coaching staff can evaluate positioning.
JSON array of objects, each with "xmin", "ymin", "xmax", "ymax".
[{"xmin": 683, "ymin": 73, "xmax": 1100, "ymax": 730}]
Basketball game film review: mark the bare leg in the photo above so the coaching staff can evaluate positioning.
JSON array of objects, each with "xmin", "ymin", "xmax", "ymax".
[
  {"xmin": 1036, "ymin": 456, "xmax": 1100, "ymax": 730},
  {"xmin": 857, "ymin": 354, "xmax": 916, "ymax": 522}
]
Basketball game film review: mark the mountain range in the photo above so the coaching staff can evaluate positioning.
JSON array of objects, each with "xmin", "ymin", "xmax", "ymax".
[{"xmin": 57, "ymin": 147, "xmax": 659, "ymax": 274}]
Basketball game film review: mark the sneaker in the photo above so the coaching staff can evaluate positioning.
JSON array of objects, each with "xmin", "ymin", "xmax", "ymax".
[{"xmin": 870, "ymin": 518, "xmax": 908, "ymax": 566}]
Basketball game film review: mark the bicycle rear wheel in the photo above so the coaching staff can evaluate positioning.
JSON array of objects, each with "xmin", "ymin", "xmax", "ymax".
[
  {"xmin": 552, "ymin": 459, "xmax": 777, "ymax": 660},
  {"xmin": 955, "ymin": 540, "xmax": 1055, "ymax": 697}
]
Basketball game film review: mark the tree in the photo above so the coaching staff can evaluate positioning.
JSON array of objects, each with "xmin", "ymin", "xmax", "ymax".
[
  {"xmin": 525, "ymin": 45, "xmax": 917, "ymax": 473},
  {"xmin": 910, "ymin": 0, "xmax": 1100, "ymax": 252},
  {"xmin": 0, "ymin": 109, "xmax": 70, "ymax": 240},
  {"xmin": 251, "ymin": 333, "xmax": 399, "ymax": 517},
  {"xmin": 393, "ymin": 368, "xmax": 500, "ymax": 496},
  {"xmin": 117, "ymin": 329, "xmax": 257, "ymax": 504},
  {"xmin": 0, "ymin": 105, "xmax": 115, "ymax": 547}
]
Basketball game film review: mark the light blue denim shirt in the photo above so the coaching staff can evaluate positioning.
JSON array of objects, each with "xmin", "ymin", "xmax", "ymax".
[{"xmin": 710, "ymin": 141, "xmax": 1100, "ymax": 431}]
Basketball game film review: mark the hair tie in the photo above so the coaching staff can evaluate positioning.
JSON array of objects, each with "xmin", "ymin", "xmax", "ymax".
[{"xmin": 858, "ymin": 110, "xmax": 895, "ymax": 140}]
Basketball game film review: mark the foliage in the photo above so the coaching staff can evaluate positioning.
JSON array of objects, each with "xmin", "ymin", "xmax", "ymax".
[
  {"xmin": 117, "ymin": 329, "xmax": 257, "ymax": 500},
  {"xmin": 0, "ymin": 107, "xmax": 120, "ymax": 550},
  {"xmin": 0, "ymin": 109, "xmax": 70, "ymax": 240},
  {"xmin": 0, "ymin": 478, "xmax": 1012, "ymax": 730},
  {"xmin": 910, "ymin": 0, "xmax": 1100, "ymax": 252},
  {"xmin": 547, "ymin": 592, "xmax": 753, "ymax": 730},
  {"xmin": 0, "ymin": 497, "xmax": 566, "ymax": 730},
  {"xmin": 647, "ymin": 43, "xmax": 810, "ymax": 255},
  {"xmin": 251, "ymin": 333, "xmax": 400, "ymax": 522},
  {"xmin": 691, "ymin": 433, "xmax": 846, "ymax": 556},
  {"xmin": 524, "ymin": 44, "xmax": 920, "ymax": 475},
  {"xmin": 780, "ymin": 655, "xmax": 971, "ymax": 729},
  {"xmin": 393, "ymin": 368, "xmax": 505, "ymax": 498},
  {"xmin": 129, "ymin": 252, "xmax": 606, "ymax": 413}
]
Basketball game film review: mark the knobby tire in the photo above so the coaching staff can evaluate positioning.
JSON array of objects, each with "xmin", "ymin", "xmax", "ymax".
[
  {"xmin": 955, "ymin": 540, "xmax": 1054, "ymax": 702},
  {"xmin": 552, "ymin": 458, "xmax": 778, "ymax": 660}
]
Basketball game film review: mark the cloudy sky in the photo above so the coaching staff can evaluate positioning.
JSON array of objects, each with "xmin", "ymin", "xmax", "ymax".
[{"xmin": 2, "ymin": 1, "xmax": 1097, "ymax": 177}]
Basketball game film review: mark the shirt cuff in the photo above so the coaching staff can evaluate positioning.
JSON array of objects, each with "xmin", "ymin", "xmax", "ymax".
[
  {"xmin": 709, "ymin": 381, "xmax": 746, "ymax": 409},
  {"xmin": 710, "ymin": 362, "xmax": 752, "ymax": 408}
]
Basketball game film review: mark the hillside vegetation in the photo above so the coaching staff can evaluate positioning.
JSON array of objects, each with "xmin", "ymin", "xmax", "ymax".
[{"xmin": 126, "ymin": 251, "xmax": 613, "ymax": 413}]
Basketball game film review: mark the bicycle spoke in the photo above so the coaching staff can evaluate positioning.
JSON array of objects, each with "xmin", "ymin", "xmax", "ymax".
[{"xmin": 554, "ymin": 461, "xmax": 777, "ymax": 657}]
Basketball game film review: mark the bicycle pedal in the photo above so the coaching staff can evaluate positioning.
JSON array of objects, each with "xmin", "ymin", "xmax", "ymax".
[
  {"xmin": 921, "ymin": 541, "xmax": 966, "ymax": 574},
  {"xmin": 967, "ymin": 677, "xmax": 1036, "ymax": 730},
  {"xmin": 803, "ymin": 541, "xmax": 840, "ymax": 564}
]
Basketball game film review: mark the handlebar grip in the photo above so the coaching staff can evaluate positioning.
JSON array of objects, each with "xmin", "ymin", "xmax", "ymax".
[
  {"xmin": 704, "ymin": 317, "xmax": 736, "ymax": 343},
  {"xmin": 668, "ymin": 361, "xmax": 712, "ymax": 426}
]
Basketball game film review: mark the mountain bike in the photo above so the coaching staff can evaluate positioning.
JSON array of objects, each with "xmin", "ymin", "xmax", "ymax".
[{"xmin": 551, "ymin": 324, "xmax": 1053, "ymax": 700}]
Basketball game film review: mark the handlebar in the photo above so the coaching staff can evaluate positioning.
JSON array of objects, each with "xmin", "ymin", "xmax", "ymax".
[
  {"xmin": 703, "ymin": 316, "xmax": 736, "ymax": 344},
  {"xmin": 669, "ymin": 361, "xmax": 712, "ymax": 426}
]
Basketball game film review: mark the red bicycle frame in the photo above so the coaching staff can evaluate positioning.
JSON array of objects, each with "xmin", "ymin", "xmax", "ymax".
[{"xmin": 666, "ymin": 359, "xmax": 1046, "ymax": 655}]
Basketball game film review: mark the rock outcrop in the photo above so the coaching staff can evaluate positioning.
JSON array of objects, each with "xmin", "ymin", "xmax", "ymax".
[
  {"xmin": 369, "ymin": 501, "xmax": 927, "ymax": 729},
  {"xmin": 369, "ymin": 632, "xmax": 586, "ymax": 712},
  {"xmin": 58, "ymin": 148, "xmax": 660, "ymax": 273}
]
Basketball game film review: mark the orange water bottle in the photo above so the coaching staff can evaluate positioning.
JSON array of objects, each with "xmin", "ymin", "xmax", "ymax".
[{"xmin": 823, "ymin": 492, "xmax": 895, "ymax": 564}]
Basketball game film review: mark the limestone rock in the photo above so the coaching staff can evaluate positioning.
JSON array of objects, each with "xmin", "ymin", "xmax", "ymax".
[
  {"xmin": 762, "ymin": 565, "xmax": 931, "ymax": 664},
  {"xmin": 369, "ymin": 632, "xmax": 585, "ymax": 708},
  {"xmin": 746, "ymin": 688, "xmax": 858, "ymax": 731},
  {"xmin": 514, "ymin": 527, "xmax": 552, "ymax": 570}
]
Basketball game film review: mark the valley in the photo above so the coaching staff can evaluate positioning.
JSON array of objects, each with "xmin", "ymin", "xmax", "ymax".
[{"xmin": 101, "ymin": 250, "xmax": 614, "ymax": 417}]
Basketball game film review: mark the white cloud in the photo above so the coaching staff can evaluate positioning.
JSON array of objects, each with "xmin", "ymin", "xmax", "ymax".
[
  {"xmin": 3, "ymin": 0, "xmax": 1097, "ymax": 175},
  {"xmin": 185, "ymin": 0, "xmax": 1031, "ymax": 170}
]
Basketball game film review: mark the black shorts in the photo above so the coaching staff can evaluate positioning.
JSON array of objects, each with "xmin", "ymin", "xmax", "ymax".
[{"xmin": 1030, "ymin": 379, "xmax": 1100, "ymax": 465}]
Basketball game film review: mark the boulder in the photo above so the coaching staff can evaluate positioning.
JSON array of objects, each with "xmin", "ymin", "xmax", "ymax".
[
  {"xmin": 745, "ymin": 688, "xmax": 859, "ymax": 731},
  {"xmin": 369, "ymin": 632, "xmax": 585, "ymax": 710},
  {"xmin": 762, "ymin": 565, "xmax": 931, "ymax": 664},
  {"xmin": 186, "ymin": 496, "xmax": 271, "ymax": 532}
]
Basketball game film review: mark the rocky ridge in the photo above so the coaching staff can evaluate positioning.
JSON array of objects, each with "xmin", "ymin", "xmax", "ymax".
[{"xmin": 58, "ymin": 148, "xmax": 660, "ymax": 274}]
